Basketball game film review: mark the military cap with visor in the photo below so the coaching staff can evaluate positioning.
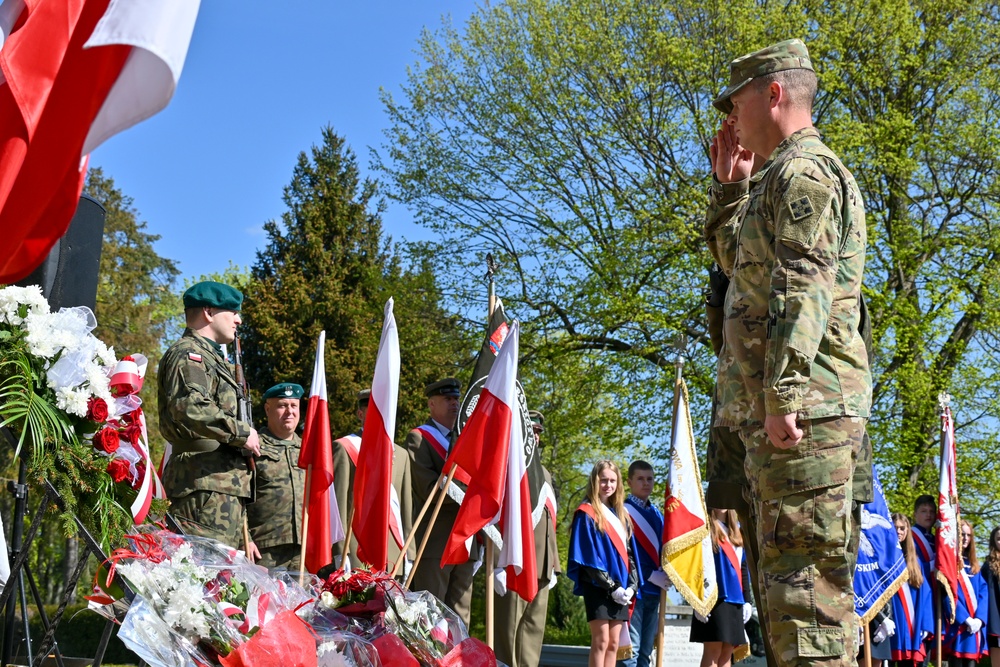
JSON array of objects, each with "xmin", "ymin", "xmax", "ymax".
[
  {"xmin": 262, "ymin": 382, "xmax": 304, "ymax": 400},
  {"xmin": 357, "ymin": 389, "xmax": 372, "ymax": 407},
  {"xmin": 713, "ymin": 38, "xmax": 814, "ymax": 114},
  {"xmin": 528, "ymin": 410, "xmax": 545, "ymax": 432},
  {"xmin": 182, "ymin": 281, "xmax": 244, "ymax": 311},
  {"xmin": 425, "ymin": 378, "xmax": 461, "ymax": 398}
]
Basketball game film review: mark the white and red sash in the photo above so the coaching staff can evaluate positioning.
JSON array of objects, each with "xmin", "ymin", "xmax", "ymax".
[
  {"xmin": 912, "ymin": 528, "xmax": 935, "ymax": 568},
  {"xmin": 334, "ymin": 434, "xmax": 361, "ymax": 466},
  {"xmin": 897, "ymin": 582, "xmax": 916, "ymax": 638},
  {"xmin": 959, "ymin": 568, "xmax": 978, "ymax": 618},
  {"xmin": 626, "ymin": 503, "xmax": 661, "ymax": 565},
  {"xmin": 417, "ymin": 425, "xmax": 472, "ymax": 484},
  {"xmin": 578, "ymin": 502, "xmax": 628, "ymax": 569},
  {"xmin": 719, "ymin": 538, "xmax": 743, "ymax": 589}
]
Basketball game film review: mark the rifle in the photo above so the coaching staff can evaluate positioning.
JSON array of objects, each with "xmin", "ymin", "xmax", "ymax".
[{"xmin": 233, "ymin": 335, "xmax": 257, "ymax": 560}]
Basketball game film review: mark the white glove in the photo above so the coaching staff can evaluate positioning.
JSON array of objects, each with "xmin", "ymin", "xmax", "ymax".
[
  {"xmin": 965, "ymin": 618, "xmax": 983, "ymax": 634},
  {"xmin": 647, "ymin": 569, "xmax": 670, "ymax": 590},
  {"xmin": 742, "ymin": 603, "xmax": 753, "ymax": 624},
  {"xmin": 548, "ymin": 573, "xmax": 558, "ymax": 590},
  {"xmin": 694, "ymin": 611, "xmax": 710, "ymax": 624},
  {"xmin": 493, "ymin": 569, "xmax": 508, "ymax": 597},
  {"xmin": 612, "ymin": 587, "xmax": 630, "ymax": 605},
  {"xmin": 624, "ymin": 587, "xmax": 635, "ymax": 603},
  {"xmin": 921, "ymin": 631, "xmax": 932, "ymax": 641},
  {"xmin": 873, "ymin": 617, "xmax": 896, "ymax": 644}
]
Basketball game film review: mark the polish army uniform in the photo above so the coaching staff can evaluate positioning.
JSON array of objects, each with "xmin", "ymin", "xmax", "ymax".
[
  {"xmin": 247, "ymin": 383, "xmax": 306, "ymax": 570},
  {"xmin": 332, "ymin": 389, "xmax": 414, "ymax": 570},
  {"xmin": 495, "ymin": 412, "xmax": 560, "ymax": 667},
  {"xmin": 159, "ymin": 282, "xmax": 252, "ymax": 548},
  {"xmin": 706, "ymin": 40, "xmax": 872, "ymax": 666},
  {"xmin": 405, "ymin": 378, "xmax": 478, "ymax": 625}
]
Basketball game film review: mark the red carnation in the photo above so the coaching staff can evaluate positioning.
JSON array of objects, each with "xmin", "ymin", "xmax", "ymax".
[
  {"xmin": 106, "ymin": 458, "xmax": 130, "ymax": 483},
  {"xmin": 86, "ymin": 397, "xmax": 109, "ymax": 423},
  {"xmin": 93, "ymin": 426, "xmax": 120, "ymax": 454}
]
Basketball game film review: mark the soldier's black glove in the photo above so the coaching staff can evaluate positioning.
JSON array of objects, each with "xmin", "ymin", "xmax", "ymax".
[{"xmin": 706, "ymin": 263, "xmax": 730, "ymax": 308}]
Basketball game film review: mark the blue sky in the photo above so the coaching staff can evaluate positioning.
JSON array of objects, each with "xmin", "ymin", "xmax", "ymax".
[{"xmin": 91, "ymin": 1, "xmax": 477, "ymax": 281}]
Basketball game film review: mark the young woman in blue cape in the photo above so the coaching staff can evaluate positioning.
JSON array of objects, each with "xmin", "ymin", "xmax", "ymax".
[
  {"xmin": 568, "ymin": 460, "xmax": 642, "ymax": 667},
  {"xmin": 982, "ymin": 526, "xmax": 1000, "ymax": 667},
  {"xmin": 944, "ymin": 519, "xmax": 988, "ymax": 666},
  {"xmin": 890, "ymin": 513, "xmax": 935, "ymax": 667}
]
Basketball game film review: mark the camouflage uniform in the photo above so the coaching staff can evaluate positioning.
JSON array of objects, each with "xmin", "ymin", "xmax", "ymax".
[
  {"xmin": 705, "ymin": 102, "xmax": 871, "ymax": 667},
  {"xmin": 159, "ymin": 329, "xmax": 252, "ymax": 547},
  {"xmin": 247, "ymin": 426, "xmax": 305, "ymax": 570}
]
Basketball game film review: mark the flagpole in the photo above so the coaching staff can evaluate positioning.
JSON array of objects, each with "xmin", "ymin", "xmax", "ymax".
[
  {"xmin": 485, "ymin": 253, "xmax": 497, "ymax": 649},
  {"xmin": 342, "ymin": 506, "xmax": 355, "ymax": 569},
  {"xmin": 299, "ymin": 464, "xmax": 313, "ymax": 587},
  {"xmin": 391, "ymin": 473, "xmax": 446, "ymax": 577},
  {"xmin": 863, "ymin": 622, "xmax": 872, "ymax": 667},
  {"xmin": 405, "ymin": 464, "xmax": 461, "ymax": 589},
  {"xmin": 935, "ymin": 391, "xmax": 952, "ymax": 667}
]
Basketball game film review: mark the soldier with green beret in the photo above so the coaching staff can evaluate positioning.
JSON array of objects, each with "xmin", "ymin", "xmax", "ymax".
[
  {"xmin": 246, "ymin": 382, "xmax": 306, "ymax": 570},
  {"xmin": 158, "ymin": 281, "xmax": 261, "ymax": 548},
  {"xmin": 405, "ymin": 377, "xmax": 479, "ymax": 626},
  {"xmin": 705, "ymin": 38, "xmax": 871, "ymax": 666},
  {"xmin": 330, "ymin": 389, "xmax": 414, "ymax": 572}
]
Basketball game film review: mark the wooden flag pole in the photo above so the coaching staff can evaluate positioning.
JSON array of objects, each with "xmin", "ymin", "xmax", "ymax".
[
  {"xmin": 391, "ymin": 471, "xmax": 446, "ymax": 577},
  {"xmin": 406, "ymin": 464, "xmax": 460, "ymax": 589},
  {"xmin": 298, "ymin": 464, "xmax": 313, "ymax": 587},
  {"xmin": 485, "ymin": 540, "xmax": 495, "ymax": 649},
  {"xmin": 242, "ymin": 518, "xmax": 253, "ymax": 563},
  {"xmin": 863, "ymin": 622, "xmax": 872, "ymax": 667},
  {"xmin": 342, "ymin": 506, "xmax": 355, "ymax": 568},
  {"xmin": 653, "ymin": 588, "xmax": 666, "ymax": 667}
]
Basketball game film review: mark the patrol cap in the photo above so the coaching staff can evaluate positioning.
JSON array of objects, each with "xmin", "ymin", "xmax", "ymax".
[
  {"xmin": 713, "ymin": 38, "xmax": 814, "ymax": 114},
  {"xmin": 425, "ymin": 378, "xmax": 461, "ymax": 398},
  {"xmin": 357, "ymin": 389, "xmax": 371, "ymax": 407},
  {"xmin": 183, "ymin": 281, "xmax": 244, "ymax": 311},
  {"xmin": 528, "ymin": 410, "xmax": 545, "ymax": 432},
  {"xmin": 262, "ymin": 382, "xmax": 304, "ymax": 400}
]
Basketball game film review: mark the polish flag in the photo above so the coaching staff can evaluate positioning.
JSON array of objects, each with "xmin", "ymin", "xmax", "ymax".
[
  {"xmin": 442, "ymin": 322, "xmax": 537, "ymax": 601},
  {"xmin": 0, "ymin": 0, "xmax": 200, "ymax": 284},
  {"xmin": 935, "ymin": 406, "xmax": 959, "ymax": 615},
  {"xmin": 352, "ymin": 299, "xmax": 400, "ymax": 571},
  {"xmin": 298, "ymin": 330, "xmax": 344, "ymax": 574}
]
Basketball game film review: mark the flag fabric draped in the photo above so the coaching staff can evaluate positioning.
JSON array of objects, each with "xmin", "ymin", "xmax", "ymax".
[
  {"xmin": 297, "ymin": 330, "xmax": 344, "ymax": 574},
  {"xmin": 661, "ymin": 377, "xmax": 717, "ymax": 617},
  {"xmin": 936, "ymin": 405, "xmax": 959, "ymax": 616},
  {"xmin": 352, "ymin": 299, "xmax": 400, "ymax": 571},
  {"xmin": 854, "ymin": 468, "xmax": 907, "ymax": 623},
  {"xmin": 0, "ymin": 0, "xmax": 199, "ymax": 284},
  {"xmin": 442, "ymin": 322, "xmax": 537, "ymax": 600}
]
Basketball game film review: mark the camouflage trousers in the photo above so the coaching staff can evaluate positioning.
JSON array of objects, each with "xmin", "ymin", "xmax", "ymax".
[
  {"xmin": 170, "ymin": 490, "xmax": 246, "ymax": 550},
  {"xmin": 741, "ymin": 416, "xmax": 864, "ymax": 667},
  {"xmin": 257, "ymin": 544, "xmax": 302, "ymax": 571}
]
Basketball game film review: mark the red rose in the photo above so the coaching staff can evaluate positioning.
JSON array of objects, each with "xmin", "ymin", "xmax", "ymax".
[
  {"xmin": 106, "ymin": 458, "xmax": 130, "ymax": 483},
  {"xmin": 93, "ymin": 426, "xmax": 120, "ymax": 454},
  {"xmin": 122, "ymin": 423, "xmax": 142, "ymax": 446},
  {"xmin": 86, "ymin": 397, "xmax": 109, "ymax": 423}
]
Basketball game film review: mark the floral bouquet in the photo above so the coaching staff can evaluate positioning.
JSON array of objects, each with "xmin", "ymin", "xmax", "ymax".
[
  {"xmin": 0, "ymin": 285, "xmax": 165, "ymax": 547},
  {"xmin": 108, "ymin": 529, "xmax": 317, "ymax": 667},
  {"xmin": 380, "ymin": 588, "xmax": 469, "ymax": 666}
]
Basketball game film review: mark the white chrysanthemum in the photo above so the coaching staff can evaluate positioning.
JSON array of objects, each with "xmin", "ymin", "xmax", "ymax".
[
  {"xmin": 317, "ymin": 642, "xmax": 350, "ymax": 667},
  {"xmin": 94, "ymin": 340, "xmax": 117, "ymax": 369},
  {"xmin": 55, "ymin": 386, "xmax": 89, "ymax": 418},
  {"xmin": 0, "ymin": 285, "xmax": 48, "ymax": 326},
  {"xmin": 84, "ymin": 361, "xmax": 112, "ymax": 400},
  {"xmin": 319, "ymin": 591, "xmax": 339, "ymax": 608}
]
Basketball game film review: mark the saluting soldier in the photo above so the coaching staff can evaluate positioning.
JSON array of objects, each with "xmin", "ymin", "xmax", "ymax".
[
  {"xmin": 495, "ymin": 410, "xmax": 560, "ymax": 667},
  {"xmin": 246, "ymin": 382, "xmax": 306, "ymax": 570},
  {"xmin": 706, "ymin": 39, "xmax": 871, "ymax": 667},
  {"xmin": 158, "ymin": 281, "xmax": 261, "ymax": 547},
  {"xmin": 405, "ymin": 378, "xmax": 478, "ymax": 626},
  {"xmin": 331, "ymin": 389, "xmax": 414, "ymax": 571}
]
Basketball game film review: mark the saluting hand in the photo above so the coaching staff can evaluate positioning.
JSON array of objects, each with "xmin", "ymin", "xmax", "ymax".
[
  {"xmin": 244, "ymin": 427, "xmax": 261, "ymax": 457},
  {"xmin": 710, "ymin": 123, "xmax": 755, "ymax": 184}
]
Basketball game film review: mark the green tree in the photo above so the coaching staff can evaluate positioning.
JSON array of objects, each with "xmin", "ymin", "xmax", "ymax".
[
  {"xmin": 241, "ymin": 126, "xmax": 471, "ymax": 437},
  {"xmin": 377, "ymin": 0, "xmax": 1000, "ymax": 518}
]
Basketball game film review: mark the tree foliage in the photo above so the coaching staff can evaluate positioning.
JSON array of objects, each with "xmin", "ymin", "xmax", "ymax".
[
  {"xmin": 378, "ymin": 0, "xmax": 1000, "ymax": 517},
  {"xmin": 241, "ymin": 127, "xmax": 471, "ymax": 437}
]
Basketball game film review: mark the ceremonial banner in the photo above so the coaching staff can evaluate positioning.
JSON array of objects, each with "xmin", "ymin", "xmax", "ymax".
[
  {"xmin": 661, "ymin": 377, "xmax": 717, "ymax": 617},
  {"xmin": 298, "ymin": 330, "xmax": 344, "ymax": 574},
  {"xmin": 0, "ymin": 0, "xmax": 199, "ymax": 283},
  {"xmin": 854, "ymin": 468, "xmax": 907, "ymax": 623},
  {"xmin": 353, "ymin": 299, "xmax": 400, "ymax": 570},
  {"xmin": 443, "ymin": 322, "xmax": 537, "ymax": 601},
  {"xmin": 936, "ymin": 406, "xmax": 959, "ymax": 617}
]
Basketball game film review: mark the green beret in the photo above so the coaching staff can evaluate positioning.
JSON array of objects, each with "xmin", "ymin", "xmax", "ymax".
[
  {"xmin": 357, "ymin": 389, "xmax": 371, "ymax": 407},
  {"xmin": 183, "ymin": 281, "xmax": 243, "ymax": 311},
  {"xmin": 528, "ymin": 410, "xmax": 545, "ymax": 432},
  {"xmin": 713, "ymin": 38, "xmax": 814, "ymax": 114},
  {"xmin": 425, "ymin": 378, "xmax": 461, "ymax": 398},
  {"xmin": 262, "ymin": 382, "xmax": 304, "ymax": 400}
]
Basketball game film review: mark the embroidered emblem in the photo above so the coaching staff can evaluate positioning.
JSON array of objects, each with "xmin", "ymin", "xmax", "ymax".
[
  {"xmin": 788, "ymin": 196, "xmax": 814, "ymax": 221},
  {"xmin": 188, "ymin": 353, "xmax": 203, "ymax": 362}
]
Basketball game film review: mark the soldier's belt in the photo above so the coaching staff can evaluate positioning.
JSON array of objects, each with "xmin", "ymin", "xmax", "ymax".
[{"xmin": 171, "ymin": 438, "xmax": 224, "ymax": 454}]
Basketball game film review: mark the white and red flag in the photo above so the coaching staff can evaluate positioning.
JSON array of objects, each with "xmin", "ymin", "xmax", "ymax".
[
  {"xmin": 297, "ymin": 330, "xmax": 344, "ymax": 574},
  {"xmin": 352, "ymin": 299, "xmax": 401, "ymax": 571},
  {"xmin": 661, "ymin": 377, "xmax": 717, "ymax": 617},
  {"xmin": 0, "ymin": 0, "xmax": 199, "ymax": 283},
  {"xmin": 442, "ymin": 321, "xmax": 537, "ymax": 601},
  {"xmin": 935, "ymin": 405, "xmax": 959, "ymax": 617}
]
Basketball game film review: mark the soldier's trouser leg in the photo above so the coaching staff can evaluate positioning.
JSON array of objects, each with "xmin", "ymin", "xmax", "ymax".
[
  {"xmin": 741, "ymin": 416, "xmax": 864, "ymax": 667},
  {"xmin": 519, "ymin": 583, "xmax": 549, "ymax": 667},
  {"xmin": 169, "ymin": 490, "xmax": 245, "ymax": 548},
  {"xmin": 257, "ymin": 544, "xmax": 302, "ymax": 571},
  {"xmin": 494, "ymin": 587, "xmax": 528, "ymax": 667},
  {"xmin": 410, "ymin": 557, "xmax": 476, "ymax": 627}
]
